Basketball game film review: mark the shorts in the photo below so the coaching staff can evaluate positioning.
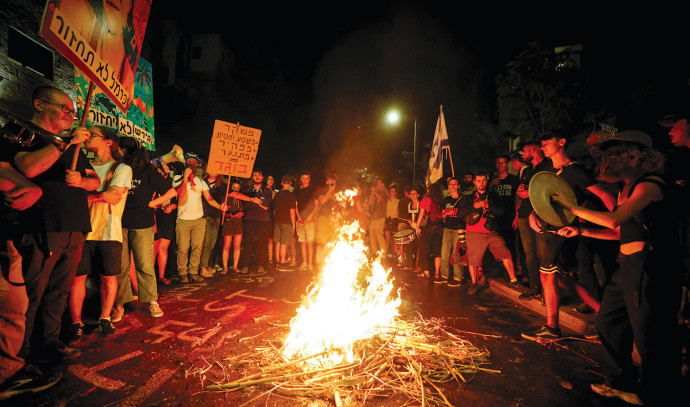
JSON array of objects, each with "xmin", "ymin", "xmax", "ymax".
[
  {"xmin": 316, "ymin": 216, "xmax": 336, "ymax": 245},
  {"xmin": 296, "ymin": 221, "xmax": 315, "ymax": 243},
  {"xmin": 466, "ymin": 231, "xmax": 511, "ymax": 267},
  {"xmin": 222, "ymin": 218, "xmax": 243, "ymax": 236},
  {"xmin": 76, "ymin": 240, "xmax": 122, "ymax": 276},
  {"xmin": 274, "ymin": 223, "xmax": 293, "ymax": 245},
  {"xmin": 155, "ymin": 212, "xmax": 175, "ymax": 240},
  {"xmin": 384, "ymin": 217, "xmax": 399, "ymax": 232}
]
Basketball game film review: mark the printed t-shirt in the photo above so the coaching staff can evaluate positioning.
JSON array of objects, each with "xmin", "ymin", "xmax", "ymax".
[
  {"xmin": 122, "ymin": 165, "xmax": 172, "ymax": 229},
  {"xmin": 86, "ymin": 161, "xmax": 132, "ymax": 242}
]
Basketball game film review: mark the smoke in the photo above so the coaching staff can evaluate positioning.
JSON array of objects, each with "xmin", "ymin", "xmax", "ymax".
[{"xmin": 308, "ymin": 3, "xmax": 480, "ymax": 179}]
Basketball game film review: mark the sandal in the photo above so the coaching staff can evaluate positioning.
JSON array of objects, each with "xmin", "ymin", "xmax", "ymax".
[
  {"xmin": 159, "ymin": 277, "xmax": 171, "ymax": 285},
  {"xmin": 220, "ymin": 267, "xmax": 229, "ymax": 275}
]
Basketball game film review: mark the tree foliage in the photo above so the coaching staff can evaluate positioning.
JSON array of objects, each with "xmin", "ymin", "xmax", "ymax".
[{"xmin": 496, "ymin": 42, "xmax": 585, "ymax": 143}]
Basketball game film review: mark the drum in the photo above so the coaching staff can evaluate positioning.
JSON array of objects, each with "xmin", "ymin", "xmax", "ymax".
[{"xmin": 393, "ymin": 229, "xmax": 416, "ymax": 245}]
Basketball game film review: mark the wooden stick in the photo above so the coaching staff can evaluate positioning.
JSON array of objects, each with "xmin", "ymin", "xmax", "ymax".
[
  {"xmin": 71, "ymin": 81, "xmax": 95, "ymax": 170},
  {"xmin": 444, "ymin": 145, "xmax": 455, "ymax": 177},
  {"xmin": 222, "ymin": 179, "xmax": 231, "ymax": 225}
]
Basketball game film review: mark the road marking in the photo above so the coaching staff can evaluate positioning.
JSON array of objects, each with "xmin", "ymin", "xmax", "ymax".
[{"xmin": 69, "ymin": 351, "xmax": 144, "ymax": 390}]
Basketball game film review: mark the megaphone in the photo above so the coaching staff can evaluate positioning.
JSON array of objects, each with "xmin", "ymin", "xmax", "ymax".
[{"xmin": 153, "ymin": 145, "xmax": 185, "ymax": 165}]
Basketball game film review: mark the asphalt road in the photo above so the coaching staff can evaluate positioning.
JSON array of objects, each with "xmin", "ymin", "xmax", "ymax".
[{"xmin": 7, "ymin": 262, "xmax": 685, "ymax": 407}]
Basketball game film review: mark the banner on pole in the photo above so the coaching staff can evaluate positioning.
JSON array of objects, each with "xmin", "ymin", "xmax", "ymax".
[
  {"xmin": 207, "ymin": 120, "xmax": 262, "ymax": 178},
  {"xmin": 75, "ymin": 57, "xmax": 155, "ymax": 150},
  {"xmin": 425, "ymin": 105, "xmax": 450, "ymax": 186},
  {"xmin": 40, "ymin": 0, "xmax": 152, "ymax": 112}
]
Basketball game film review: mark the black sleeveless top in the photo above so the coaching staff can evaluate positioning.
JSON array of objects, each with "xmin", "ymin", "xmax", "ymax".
[{"xmin": 619, "ymin": 172, "xmax": 676, "ymax": 253}]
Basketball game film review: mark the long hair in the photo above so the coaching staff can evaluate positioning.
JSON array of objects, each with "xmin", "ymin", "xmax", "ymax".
[
  {"xmin": 600, "ymin": 141, "xmax": 665, "ymax": 181},
  {"xmin": 119, "ymin": 136, "xmax": 149, "ymax": 170}
]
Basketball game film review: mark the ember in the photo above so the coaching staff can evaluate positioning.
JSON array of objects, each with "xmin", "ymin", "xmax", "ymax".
[{"xmin": 200, "ymin": 189, "xmax": 497, "ymax": 405}]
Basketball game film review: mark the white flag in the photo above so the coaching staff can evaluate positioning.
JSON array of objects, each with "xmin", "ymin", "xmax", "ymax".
[{"xmin": 425, "ymin": 105, "xmax": 449, "ymax": 186}]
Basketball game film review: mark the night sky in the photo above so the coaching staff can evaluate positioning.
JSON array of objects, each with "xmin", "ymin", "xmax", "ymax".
[{"xmin": 145, "ymin": 1, "xmax": 690, "ymax": 184}]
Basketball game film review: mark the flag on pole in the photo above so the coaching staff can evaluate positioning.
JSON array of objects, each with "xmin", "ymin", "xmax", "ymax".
[{"xmin": 425, "ymin": 105, "xmax": 450, "ymax": 186}]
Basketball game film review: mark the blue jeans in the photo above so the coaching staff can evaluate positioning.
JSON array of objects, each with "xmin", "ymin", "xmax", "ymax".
[
  {"xmin": 441, "ymin": 228, "xmax": 463, "ymax": 280},
  {"xmin": 117, "ymin": 227, "xmax": 158, "ymax": 304}
]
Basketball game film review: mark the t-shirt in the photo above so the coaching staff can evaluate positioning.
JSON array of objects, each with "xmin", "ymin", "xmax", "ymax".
[
  {"xmin": 316, "ymin": 186, "xmax": 338, "ymax": 217},
  {"xmin": 176, "ymin": 175, "xmax": 209, "ymax": 220},
  {"xmin": 518, "ymin": 159, "xmax": 554, "ymax": 218},
  {"xmin": 86, "ymin": 161, "xmax": 132, "ymax": 242},
  {"xmin": 273, "ymin": 189, "xmax": 297, "ymax": 225},
  {"xmin": 386, "ymin": 197, "xmax": 400, "ymax": 218},
  {"xmin": 491, "ymin": 173, "xmax": 519, "ymax": 222},
  {"xmin": 241, "ymin": 184, "xmax": 273, "ymax": 222},
  {"xmin": 466, "ymin": 190, "xmax": 502, "ymax": 234},
  {"xmin": 294, "ymin": 185, "xmax": 317, "ymax": 219},
  {"xmin": 419, "ymin": 196, "xmax": 441, "ymax": 223},
  {"xmin": 547, "ymin": 161, "xmax": 596, "ymax": 205},
  {"xmin": 202, "ymin": 180, "xmax": 226, "ymax": 219},
  {"xmin": 3, "ymin": 140, "xmax": 93, "ymax": 234},
  {"xmin": 441, "ymin": 194, "xmax": 464, "ymax": 230},
  {"xmin": 122, "ymin": 165, "xmax": 172, "ymax": 229}
]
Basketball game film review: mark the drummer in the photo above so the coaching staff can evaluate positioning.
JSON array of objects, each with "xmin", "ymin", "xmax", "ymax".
[{"xmin": 521, "ymin": 131, "xmax": 615, "ymax": 342}]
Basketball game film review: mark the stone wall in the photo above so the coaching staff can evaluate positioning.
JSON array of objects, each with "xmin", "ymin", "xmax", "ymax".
[{"xmin": 0, "ymin": 0, "xmax": 75, "ymax": 118}]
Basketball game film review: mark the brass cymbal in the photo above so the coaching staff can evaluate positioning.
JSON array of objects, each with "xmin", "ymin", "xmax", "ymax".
[{"xmin": 528, "ymin": 171, "xmax": 577, "ymax": 227}]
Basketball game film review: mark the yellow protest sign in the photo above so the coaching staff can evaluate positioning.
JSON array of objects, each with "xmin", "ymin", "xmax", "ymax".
[{"xmin": 207, "ymin": 120, "xmax": 262, "ymax": 178}]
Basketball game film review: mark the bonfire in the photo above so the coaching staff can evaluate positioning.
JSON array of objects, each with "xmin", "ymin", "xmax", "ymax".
[{"xmin": 199, "ymin": 189, "xmax": 496, "ymax": 406}]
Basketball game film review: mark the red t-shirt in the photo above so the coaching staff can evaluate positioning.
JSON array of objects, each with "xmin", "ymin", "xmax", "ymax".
[{"xmin": 419, "ymin": 196, "xmax": 441, "ymax": 223}]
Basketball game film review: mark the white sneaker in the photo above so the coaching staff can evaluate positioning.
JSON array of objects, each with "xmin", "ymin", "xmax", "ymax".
[
  {"xmin": 590, "ymin": 383, "xmax": 643, "ymax": 405},
  {"xmin": 149, "ymin": 301, "xmax": 164, "ymax": 318},
  {"xmin": 299, "ymin": 263, "xmax": 307, "ymax": 271}
]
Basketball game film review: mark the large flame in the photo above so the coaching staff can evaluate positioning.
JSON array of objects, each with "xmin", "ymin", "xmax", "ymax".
[{"xmin": 282, "ymin": 189, "xmax": 401, "ymax": 367}]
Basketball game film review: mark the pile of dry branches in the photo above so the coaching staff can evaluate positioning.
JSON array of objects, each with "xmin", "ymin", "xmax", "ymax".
[{"xmin": 197, "ymin": 317, "xmax": 499, "ymax": 406}]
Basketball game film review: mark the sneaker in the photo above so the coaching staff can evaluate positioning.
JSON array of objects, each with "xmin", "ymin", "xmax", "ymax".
[
  {"xmin": 36, "ymin": 340, "xmax": 81, "ymax": 361},
  {"xmin": 98, "ymin": 318, "xmax": 117, "ymax": 337},
  {"xmin": 590, "ymin": 383, "xmax": 643, "ymax": 405},
  {"xmin": 299, "ymin": 263, "xmax": 308, "ymax": 271},
  {"xmin": 521, "ymin": 325, "xmax": 561, "ymax": 341},
  {"xmin": 447, "ymin": 279, "xmax": 462, "ymax": 287},
  {"xmin": 573, "ymin": 303, "xmax": 595, "ymax": 314},
  {"xmin": 433, "ymin": 276, "xmax": 447, "ymax": 284},
  {"xmin": 289, "ymin": 259, "xmax": 297, "ymax": 267},
  {"xmin": 508, "ymin": 280, "xmax": 521, "ymax": 289},
  {"xmin": 467, "ymin": 284, "xmax": 479, "ymax": 296},
  {"xmin": 178, "ymin": 274, "xmax": 189, "ymax": 284},
  {"xmin": 307, "ymin": 264, "xmax": 314, "ymax": 272},
  {"xmin": 200, "ymin": 268, "xmax": 214, "ymax": 278},
  {"xmin": 159, "ymin": 276, "xmax": 172, "ymax": 285},
  {"xmin": 0, "ymin": 364, "xmax": 62, "ymax": 400},
  {"xmin": 257, "ymin": 266, "xmax": 266, "ymax": 274},
  {"xmin": 239, "ymin": 266, "xmax": 249, "ymax": 274},
  {"xmin": 149, "ymin": 301, "xmax": 164, "ymax": 318},
  {"xmin": 67, "ymin": 322, "xmax": 84, "ymax": 345},
  {"xmin": 518, "ymin": 287, "xmax": 541, "ymax": 300},
  {"xmin": 584, "ymin": 325, "xmax": 599, "ymax": 341},
  {"xmin": 111, "ymin": 304, "xmax": 125, "ymax": 323},
  {"xmin": 189, "ymin": 274, "xmax": 204, "ymax": 282}
]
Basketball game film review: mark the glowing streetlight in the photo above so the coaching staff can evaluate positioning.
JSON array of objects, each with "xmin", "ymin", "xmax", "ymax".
[{"xmin": 385, "ymin": 108, "xmax": 417, "ymax": 185}]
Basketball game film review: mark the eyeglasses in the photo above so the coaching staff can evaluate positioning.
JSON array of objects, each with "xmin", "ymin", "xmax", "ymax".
[
  {"xmin": 40, "ymin": 100, "xmax": 75, "ymax": 115},
  {"xmin": 89, "ymin": 133, "xmax": 105, "ymax": 140}
]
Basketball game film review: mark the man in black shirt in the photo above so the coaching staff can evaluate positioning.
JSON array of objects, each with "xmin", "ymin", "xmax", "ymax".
[
  {"xmin": 294, "ymin": 171, "xmax": 317, "ymax": 271},
  {"xmin": 5, "ymin": 87, "xmax": 99, "ymax": 363}
]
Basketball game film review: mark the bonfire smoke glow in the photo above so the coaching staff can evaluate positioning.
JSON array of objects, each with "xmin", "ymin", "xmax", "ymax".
[{"xmin": 282, "ymin": 190, "xmax": 402, "ymax": 367}]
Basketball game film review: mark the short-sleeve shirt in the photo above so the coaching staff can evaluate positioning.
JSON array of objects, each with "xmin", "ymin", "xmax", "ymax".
[
  {"xmin": 122, "ymin": 165, "xmax": 172, "ymax": 229},
  {"xmin": 519, "ymin": 159, "xmax": 554, "ymax": 218},
  {"xmin": 548, "ymin": 161, "xmax": 596, "ymax": 205},
  {"xmin": 86, "ymin": 161, "xmax": 133, "ymax": 242},
  {"xmin": 176, "ymin": 176, "xmax": 209, "ymax": 220},
  {"xmin": 240, "ymin": 184, "xmax": 273, "ymax": 222},
  {"xmin": 491, "ymin": 173, "xmax": 519, "ymax": 220},
  {"xmin": 294, "ymin": 185, "xmax": 317, "ymax": 219},
  {"xmin": 441, "ymin": 195, "xmax": 463, "ymax": 230},
  {"xmin": 3, "ymin": 141, "xmax": 94, "ymax": 234},
  {"xmin": 419, "ymin": 196, "xmax": 441, "ymax": 223},
  {"xmin": 273, "ymin": 189, "xmax": 297, "ymax": 225}
]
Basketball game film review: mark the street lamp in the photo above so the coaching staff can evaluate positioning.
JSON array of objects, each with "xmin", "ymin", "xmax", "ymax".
[{"xmin": 385, "ymin": 108, "xmax": 417, "ymax": 185}]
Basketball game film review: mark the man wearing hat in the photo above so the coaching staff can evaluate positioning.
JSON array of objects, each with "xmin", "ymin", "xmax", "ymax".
[{"xmin": 521, "ymin": 131, "xmax": 615, "ymax": 341}]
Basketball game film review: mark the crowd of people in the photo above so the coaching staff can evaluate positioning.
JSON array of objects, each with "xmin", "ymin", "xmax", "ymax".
[{"xmin": 1, "ymin": 86, "xmax": 689, "ymax": 405}]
